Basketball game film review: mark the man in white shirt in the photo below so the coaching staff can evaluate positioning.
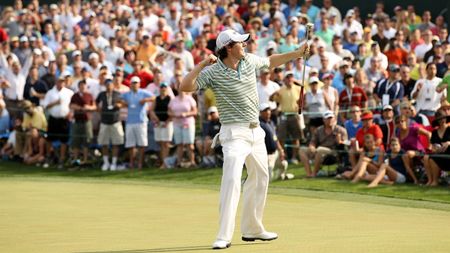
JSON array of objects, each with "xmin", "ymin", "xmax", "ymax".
[
  {"xmin": 411, "ymin": 63, "xmax": 443, "ymax": 116},
  {"xmin": 257, "ymin": 68, "xmax": 280, "ymax": 115},
  {"xmin": 363, "ymin": 43, "xmax": 388, "ymax": 70},
  {"xmin": 342, "ymin": 9, "xmax": 363, "ymax": 40},
  {"xmin": 414, "ymin": 29, "xmax": 433, "ymax": 61},
  {"xmin": 42, "ymin": 77, "xmax": 74, "ymax": 169}
]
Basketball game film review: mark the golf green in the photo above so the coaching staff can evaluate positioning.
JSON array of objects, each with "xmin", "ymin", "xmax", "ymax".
[{"xmin": 1, "ymin": 178, "xmax": 449, "ymax": 253}]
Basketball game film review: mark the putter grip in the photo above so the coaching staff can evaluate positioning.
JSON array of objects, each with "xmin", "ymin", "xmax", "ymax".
[{"xmin": 298, "ymin": 85, "xmax": 304, "ymax": 114}]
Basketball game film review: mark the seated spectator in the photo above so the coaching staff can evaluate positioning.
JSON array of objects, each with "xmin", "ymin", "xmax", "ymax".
[
  {"xmin": 0, "ymin": 117, "xmax": 21, "ymax": 160},
  {"xmin": 69, "ymin": 80, "xmax": 96, "ymax": 166},
  {"xmin": 96, "ymin": 79, "xmax": 124, "ymax": 171},
  {"xmin": 196, "ymin": 106, "xmax": 221, "ymax": 168},
  {"xmin": 150, "ymin": 82, "xmax": 174, "ymax": 169},
  {"xmin": 120, "ymin": 76, "xmax": 154, "ymax": 170},
  {"xmin": 168, "ymin": 88, "xmax": 197, "ymax": 168},
  {"xmin": 345, "ymin": 134, "xmax": 384, "ymax": 182},
  {"xmin": 395, "ymin": 115, "xmax": 432, "ymax": 184},
  {"xmin": 377, "ymin": 105, "xmax": 395, "ymax": 148},
  {"xmin": 424, "ymin": 111, "xmax": 450, "ymax": 186},
  {"xmin": 23, "ymin": 128, "xmax": 45, "ymax": 165},
  {"xmin": 299, "ymin": 111, "xmax": 348, "ymax": 177},
  {"xmin": 366, "ymin": 137, "xmax": 408, "ymax": 187},
  {"xmin": 344, "ymin": 105, "xmax": 362, "ymax": 139},
  {"xmin": 351, "ymin": 111, "xmax": 383, "ymax": 167},
  {"xmin": 259, "ymin": 103, "xmax": 292, "ymax": 181},
  {"xmin": 0, "ymin": 93, "xmax": 10, "ymax": 135}
]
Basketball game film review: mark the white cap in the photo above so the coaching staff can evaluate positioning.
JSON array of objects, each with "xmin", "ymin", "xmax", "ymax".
[
  {"xmin": 309, "ymin": 67, "xmax": 318, "ymax": 74},
  {"xmin": 19, "ymin": 36, "xmax": 28, "ymax": 42},
  {"xmin": 216, "ymin": 29, "xmax": 250, "ymax": 51},
  {"xmin": 339, "ymin": 60, "xmax": 350, "ymax": 67},
  {"xmin": 383, "ymin": 104, "xmax": 393, "ymax": 110},
  {"xmin": 346, "ymin": 9, "xmax": 355, "ymax": 18},
  {"xmin": 309, "ymin": 76, "xmax": 319, "ymax": 84},
  {"xmin": 289, "ymin": 16, "xmax": 298, "ymax": 23},
  {"xmin": 323, "ymin": 110, "xmax": 335, "ymax": 119},
  {"xmin": 284, "ymin": 70, "xmax": 294, "ymax": 77},
  {"xmin": 130, "ymin": 76, "xmax": 141, "ymax": 83},
  {"xmin": 259, "ymin": 103, "xmax": 271, "ymax": 112},
  {"xmin": 208, "ymin": 106, "xmax": 218, "ymax": 114},
  {"xmin": 72, "ymin": 50, "xmax": 81, "ymax": 57},
  {"xmin": 62, "ymin": 70, "xmax": 72, "ymax": 77},
  {"xmin": 266, "ymin": 41, "xmax": 277, "ymax": 50},
  {"xmin": 33, "ymin": 48, "xmax": 42, "ymax": 55},
  {"xmin": 89, "ymin": 52, "xmax": 99, "ymax": 60},
  {"xmin": 50, "ymin": 4, "xmax": 58, "ymax": 9}
]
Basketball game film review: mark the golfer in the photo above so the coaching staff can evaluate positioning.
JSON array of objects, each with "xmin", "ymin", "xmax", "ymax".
[{"xmin": 180, "ymin": 29, "xmax": 309, "ymax": 250}]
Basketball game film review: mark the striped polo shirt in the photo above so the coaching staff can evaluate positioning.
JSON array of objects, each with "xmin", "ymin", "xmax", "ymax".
[{"xmin": 196, "ymin": 53, "xmax": 270, "ymax": 124}]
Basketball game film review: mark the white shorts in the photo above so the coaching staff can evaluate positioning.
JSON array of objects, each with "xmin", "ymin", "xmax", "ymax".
[
  {"xmin": 125, "ymin": 123, "xmax": 148, "ymax": 148},
  {"xmin": 154, "ymin": 121, "xmax": 174, "ymax": 142},
  {"xmin": 395, "ymin": 172, "xmax": 406, "ymax": 184},
  {"xmin": 173, "ymin": 123, "xmax": 195, "ymax": 145},
  {"xmin": 97, "ymin": 122, "xmax": 124, "ymax": 146}
]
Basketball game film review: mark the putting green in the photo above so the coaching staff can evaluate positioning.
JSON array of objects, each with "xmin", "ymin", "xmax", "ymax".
[{"xmin": 0, "ymin": 178, "xmax": 449, "ymax": 253}]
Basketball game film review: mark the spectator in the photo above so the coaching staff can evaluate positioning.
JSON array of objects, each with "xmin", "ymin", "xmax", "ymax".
[
  {"xmin": 344, "ymin": 105, "xmax": 363, "ymax": 139},
  {"xmin": 304, "ymin": 76, "xmax": 328, "ymax": 133},
  {"xmin": 436, "ymin": 73, "xmax": 450, "ymax": 104},
  {"xmin": 366, "ymin": 137, "xmax": 408, "ymax": 187},
  {"xmin": 17, "ymin": 100, "xmax": 47, "ymax": 157},
  {"xmin": 168, "ymin": 88, "xmax": 197, "ymax": 168},
  {"xmin": 332, "ymin": 60, "xmax": 351, "ymax": 94},
  {"xmin": 384, "ymin": 37, "xmax": 408, "ymax": 66},
  {"xmin": 69, "ymin": 80, "xmax": 96, "ymax": 166},
  {"xmin": 124, "ymin": 60, "xmax": 154, "ymax": 88},
  {"xmin": 42, "ymin": 77, "xmax": 74, "ymax": 169},
  {"xmin": 321, "ymin": 72, "xmax": 339, "ymax": 116},
  {"xmin": 414, "ymin": 29, "xmax": 433, "ymax": 61},
  {"xmin": 338, "ymin": 73, "xmax": 368, "ymax": 121},
  {"xmin": 150, "ymin": 82, "xmax": 173, "ymax": 169},
  {"xmin": 411, "ymin": 63, "xmax": 443, "ymax": 117},
  {"xmin": 436, "ymin": 52, "xmax": 450, "ymax": 78},
  {"xmin": 377, "ymin": 105, "xmax": 396, "ymax": 148},
  {"xmin": 300, "ymin": 110, "xmax": 347, "ymax": 177},
  {"xmin": 424, "ymin": 111, "xmax": 450, "ymax": 186},
  {"xmin": 120, "ymin": 76, "xmax": 154, "ymax": 170},
  {"xmin": 363, "ymin": 43, "xmax": 388, "ymax": 70},
  {"xmin": 400, "ymin": 65, "xmax": 416, "ymax": 99},
  {"xmin": 257, "ymin": 67, "xmax": 280, "ymax": 123},
  {"xmin": 347, "ymin": 134, "xmax": 385, "ymax": 183},
  {"xmin": 96, "ymin": 79, "xmax": 124, "ymax": 171},
  {"xmin": 365, "ymin": 56, "xmax": 387, "ymax": 85},
  {"xmin": 270, "ymin": 71, "xmax": 302, "ymax": 163},
  {"xmin": 23, "ymin": 128, "xmax": 46, "ymax": 165},
  {"xmin": 196, "ymin": 106, "xmax": 221, "ymax": 168},
  {"xmin": 374, "ymin": 64, "xmax": 404, "ymax": 110}
]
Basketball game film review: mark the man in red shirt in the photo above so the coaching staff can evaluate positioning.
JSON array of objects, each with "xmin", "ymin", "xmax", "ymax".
[
  {"xmin": 69, "ymin": 80, "xmax": 97, "ymax": 165},
  {"xmin": 339, "ymin": 73, "xmax": 368, "ymax": 122},
  {"xmin": 350, "ymin": 111, "xmax": 383, "ymax": 167},
  {"xmin": 123, "ymin": 60, "xmax": 154, "ymax": 88}
]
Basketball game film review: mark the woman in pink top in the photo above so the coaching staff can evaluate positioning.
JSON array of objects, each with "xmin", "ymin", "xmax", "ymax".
[{"xmin": 168, "ymin": 91, "xmax": 197, "ymax": 167}]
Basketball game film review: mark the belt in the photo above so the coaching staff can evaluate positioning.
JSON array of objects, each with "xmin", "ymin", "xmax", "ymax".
[{"xmin": 223, "ymin": 122, "xmax": 260, "ymax": 129}]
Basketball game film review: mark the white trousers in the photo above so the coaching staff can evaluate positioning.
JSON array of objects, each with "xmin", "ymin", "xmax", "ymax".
[{"xmin": 216, "ymin": 124, "xmax": 269, "ymax": 241}]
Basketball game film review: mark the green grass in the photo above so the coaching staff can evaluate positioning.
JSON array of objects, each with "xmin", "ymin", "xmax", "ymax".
[{"xmin": 1, "ymin": 161, "xmax": 449, "ymax": 209}]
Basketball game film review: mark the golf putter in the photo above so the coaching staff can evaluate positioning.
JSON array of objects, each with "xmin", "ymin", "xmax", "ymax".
[{"xmin": 298, "ymin": 23, "xmax": 314, "ymax": 114}]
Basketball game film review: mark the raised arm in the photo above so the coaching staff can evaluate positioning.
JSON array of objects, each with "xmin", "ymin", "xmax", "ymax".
[
  {"xmin": 269, "ymin": 43, "xmax": 309, "ymax": 69},
  {"xmin": 180, "ymin": 54, "xmax": 217, "ymax": 92}
]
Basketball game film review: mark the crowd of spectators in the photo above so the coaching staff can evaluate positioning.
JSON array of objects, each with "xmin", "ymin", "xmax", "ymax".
[{"xmin": 0, "ymin": 0, "xmax": 449, "ymax": 187}]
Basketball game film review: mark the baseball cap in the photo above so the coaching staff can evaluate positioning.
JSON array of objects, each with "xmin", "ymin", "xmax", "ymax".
[
  {"xmin": 339, "ymin": 60, "xmax": 350, "ymax": 68},
  {"xmin": 383, "ymin": 105, "xmax": 393, "ymax": 111},
  {"xmin": 389, "ymin": 64, "xmax": 400, "ymax": 72},
  {"xmin": 259, "ymin": 103, "xmax": 270, "ymax": 112},
  {"xmin": 208, "ymin": 106, "xmax": 219, "ymax": 114},
  {"xmin": 72, "ymin": 50, "xmax": 81, "ymax": 57},
  {"xmin": 309, "ymin": 76, "xmax": 319, "ymax": 84},
  {"xmin": 361, "ymin": 111, "xmax": 374, "ymax": 120},
  {"xmin": 22, "ymin": 100, "xmax": 33, "ymax": 110},
  {"xmin": 105, "ymin": 78, "xmax": 114, "ymax": 85},
  {"xmin": 260, "ymin": 67, "xmax": 270, "ymax": 74},
  {"xmin": 322, "ymin": 72, "xmax": 334, "ymax": 80},
  {"xmin": 309, "ymin": 67, "xmax": 319, "ymax": 74},
  {"xmin": 284, "ymin": 70, "xmax": 294, "ymax": 77},
  {"xmin": 130, "ymin": 76, "xmax": 141, "ymax": 83},
  {"xmin": 216, "ymin": 30, "xmax": 250, "ymax": 51},
  {"xmin": 89, "ymin": 52, "xmax": 99, "ymax": 60},
  {"xmin": 323, "ymin": 110, "xmax": 334, "ymax": 119},
  {"xmin": 19, "ymin": 36, "xmax": 28, "ymax": 42},
  {"xmin": 290, "ymin": 16, "xmax": 298, "ymax": 23},
  {"xmin": 345, "ymin": 9, "xmax": 355, "ymax": 18},
  {"xmin": 33, "ymin": 48, "xmax": 42, "ymax": 55},
  {"xmin": 159, "ymin": 82, "xmax": 168, "ymax": 88}
]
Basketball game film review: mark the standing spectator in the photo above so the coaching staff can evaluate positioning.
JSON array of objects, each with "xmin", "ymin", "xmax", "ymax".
[
  {"xmin": 149, "ymin": 82, "xmax": 173, "ymax": 169},
  {"xmin": 270, "ymin": 71, "xmax": 302, "ymax": 163},
  {"xmin": 168, "ymin": 88, "xmax": 197, "ymax": 167},
  {"xmin": 96, "ymin": 79, "xmax": 124, "ymax": 171},
  {"xmin": 172, "ymin": 34, "xmax": 195, "ymax": 72},
  {"xmin": 120, "ymin": 76, "xmax": 154, "ymax": 170},
  {"xmin": 384, "ymin": 37, "xmax": 408, "ymax": 66},
  {"xmin": 400, "ymin": 65, "xmax": 416, "ymax": 99},
  {"xmin": 304, "ymin": 76, "xmax": 328, "ymax": 133},
  {"xmin": 374, "ymin": 64, "xmax": 404, "ymax": 110},
  {"xmin": 299, "ymin": 111, "xmax": 348, "ymax": 177},
  {"xmin": 23, "ymin": 67, "xmax": 49, "ymax": 107},
  {"xmin": 339, "ymin": 73, "xmax": 368, "ymax": 121},
  {"xmin": 414, "ymin": 29, "xmax": 433, "ymax": 61},
  {"xmin": 363, "ymin": 43, "xmax": 388, "ymax": 71},
  {"xmin": 257, "ymin": 67, "xmax": 280, "ymax": 121},
  {"xmin": 196, "ymin": 106, "xmax": 221, "ymax": 168},
  {"xmin": 42, "ymin": 77, "xmax": 74, "ymax": 169},
  {"xmin": 365, "ymin": 56, "xmax": 386, "ymax": 85},
  {"xmin": 436, "ymin": 73, "xmax": 450, "ymax": 104},
  {"xmin": 69, "ymin": 80, "xmax": 96, "ymax": 166},
  {"xmin": 321, "ymin": 72, "xmax": 339, "ymax": 116},
  {"xmin": 436, "ymin": 52, "xmax": 450, "ymax": 78},
  {"xmin": 411, "ymin": 63, "xmax": 443, "ymax": 117},
  {"xmin": 124, "ymin": 60, "xmax": 154, "ymax": 88}
]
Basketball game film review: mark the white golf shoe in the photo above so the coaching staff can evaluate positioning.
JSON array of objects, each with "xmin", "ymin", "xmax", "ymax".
[
  {"xmin": 212, "ymin": 239, "xmax": 231, "ymax": 250},
  {"xmin": 242, "ymin": 231, "xmax": 278, "ymax": 242}
]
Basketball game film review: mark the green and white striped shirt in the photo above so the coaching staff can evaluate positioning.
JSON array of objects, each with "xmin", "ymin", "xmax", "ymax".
[{"xmin": 196, "ymin": 53, "xmax": 270, "ymax": 124}]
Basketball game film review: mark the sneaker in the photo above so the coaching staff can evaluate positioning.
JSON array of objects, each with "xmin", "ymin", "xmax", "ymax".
[
  {"xmin": 110, "ymin": 163, "xmax": 117, "ymax": 171},
  {"xmin": 43, "ymin": 162, "xmax": 49, "ymax": 168},
  {"xmin": 101, "ymin": 162, "xmax": 110, "ymax": 171}
]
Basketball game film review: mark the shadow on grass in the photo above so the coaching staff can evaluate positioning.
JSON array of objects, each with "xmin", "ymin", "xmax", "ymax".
[{"xmin": 75, "ymin": 243, "xmax": 264, "ymax": 253}]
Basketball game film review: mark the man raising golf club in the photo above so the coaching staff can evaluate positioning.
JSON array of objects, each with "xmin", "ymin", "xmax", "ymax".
[{"xmin": 180, "ymin": 29, "xmax": 309, "ymax": 250}]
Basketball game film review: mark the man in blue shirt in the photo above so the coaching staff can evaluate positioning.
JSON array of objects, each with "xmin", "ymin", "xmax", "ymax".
[{"xmin": 120, "ymin": 76, "xmax": 154, "ymax": 169}]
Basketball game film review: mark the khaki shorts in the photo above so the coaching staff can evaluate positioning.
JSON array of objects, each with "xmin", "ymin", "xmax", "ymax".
[
  {"xmin": 71, "ymin": 121, "xmax": 93, "ymax": 148},
  {"xmin": 277, "ymin": 114, "xmax": 301, "ymax": 141},
  {"xmin": 154, "ymin": 121, "xmax": 174, "ymax": 142},
  {"xmin": 125, "ymin": 123, "xmax": 148, "ymax": 148},
  {"xmin": 97, "ymin": 122, "xmax": 124, "ymax": 146}
]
